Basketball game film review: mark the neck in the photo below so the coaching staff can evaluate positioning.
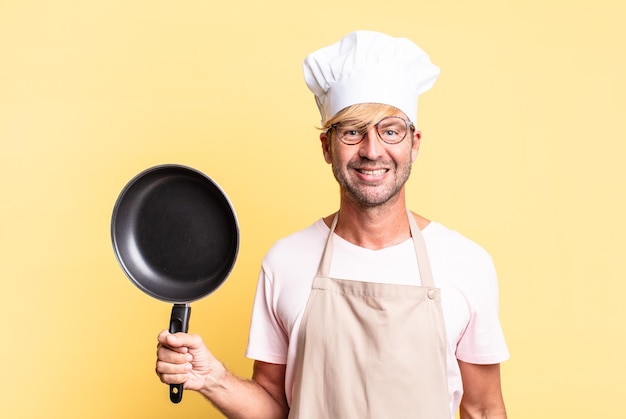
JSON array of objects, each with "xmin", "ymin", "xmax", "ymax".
[{"xmin": 325, "ymin": 190, "xmax": 429, "ymax": 250}]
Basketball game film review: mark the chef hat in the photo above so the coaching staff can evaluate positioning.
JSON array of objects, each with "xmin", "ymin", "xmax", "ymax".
[{"xmin": 303, "ymin": 30, "xmax": 440, "ymax": 125}]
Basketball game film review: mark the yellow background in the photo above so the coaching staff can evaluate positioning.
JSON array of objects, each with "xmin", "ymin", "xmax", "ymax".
[{"xmin": 1, "ymin": 0, "xmax": 624, "ymax": 417}]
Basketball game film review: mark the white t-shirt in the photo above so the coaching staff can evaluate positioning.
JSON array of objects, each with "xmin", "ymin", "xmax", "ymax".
[{"xmin": 246, "ymin": 218, "xmax": 509, "ymax": 416}]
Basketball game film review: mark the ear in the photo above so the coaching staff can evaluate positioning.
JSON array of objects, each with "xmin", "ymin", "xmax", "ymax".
[
  {"xmin": 410, "ymin": 130, "xmax": 422, "ymax": 162},
  {"xmin": 320, "ymin": 131, "xmax": 332, "ymax": 164}
]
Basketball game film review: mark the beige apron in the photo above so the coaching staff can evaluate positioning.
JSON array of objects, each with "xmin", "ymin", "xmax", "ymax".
[{"xmin": 288, "ymin": 211, "xmax": 450, "ymax": 419}]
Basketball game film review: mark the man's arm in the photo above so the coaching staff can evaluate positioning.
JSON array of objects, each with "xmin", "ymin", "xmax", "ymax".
[
  {"xmin": 458, "ymin": 361, "xmax": 507, "ymax": 419},
  {"xmin": 156, "ymin": 331, "xmax": 288, "ymax": 419}
]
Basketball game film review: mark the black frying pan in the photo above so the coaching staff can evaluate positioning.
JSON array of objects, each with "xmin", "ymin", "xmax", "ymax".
[{"xmin": 111, "ymin": 164, "xmax": 239, "ymax": 403}]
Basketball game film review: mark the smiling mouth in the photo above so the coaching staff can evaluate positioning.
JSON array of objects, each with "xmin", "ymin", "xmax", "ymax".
[{"xmin": 356, "ymin": 168, "xmax": 388, "ymax": 176}]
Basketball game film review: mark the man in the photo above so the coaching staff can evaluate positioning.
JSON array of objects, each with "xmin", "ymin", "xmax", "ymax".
[{"xmin": 156, "ymin": 30, "xmax": 509, "ymax": 418}]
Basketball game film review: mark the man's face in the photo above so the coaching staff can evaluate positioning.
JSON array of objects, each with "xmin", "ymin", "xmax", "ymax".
[{"xmin": 322, "ymin": 112, "xmax": 421, "ymax": 208}]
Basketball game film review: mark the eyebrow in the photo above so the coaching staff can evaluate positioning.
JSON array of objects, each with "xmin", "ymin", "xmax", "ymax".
[
  {"xmin": 336, "ymin": 118, "xmax": 366, "ymax": 126},
  {"xmin": 336, "ymin": 115, "xmax": 405, "ymax": 127}
]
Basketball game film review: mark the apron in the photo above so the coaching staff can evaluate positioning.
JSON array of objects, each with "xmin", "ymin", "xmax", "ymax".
[{"xmin": 288, "ymin": 210, "xmax": 450, "ymax": 419}]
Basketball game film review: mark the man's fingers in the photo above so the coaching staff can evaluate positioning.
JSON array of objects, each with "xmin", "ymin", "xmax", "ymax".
[
  {"xmin": 157, "ymin": 329, "xmax": 171, "ymax": 344},
  {"xmin": 156, "ymin": 369, "xmax": 190, "ymax": 385},
  {"xmin": 157, "ymin": 330, "xmax": 203, "ymax": 351},
  {"xmin": 157, "ymin": 330, "xmax": 184, "ymax": 349},
  {"xmin": 155, "ymin": 330, "xmax": 209, "ymax": 390},
  {"xmin": 157, "ymin": 344, "xmax": 193, "ymax": 363},
  {"xmin": 156, "ymin": 358, "xmax": 192, "ymax": 375},
  {"xmin": 156, "ymin": 344, "xmax": 194, "ymax": 386}
]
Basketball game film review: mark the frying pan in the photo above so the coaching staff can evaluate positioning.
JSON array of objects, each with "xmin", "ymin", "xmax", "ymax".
[{"xmin": 111, "ymin": 164, "xmax": 239, "ymax": 403}]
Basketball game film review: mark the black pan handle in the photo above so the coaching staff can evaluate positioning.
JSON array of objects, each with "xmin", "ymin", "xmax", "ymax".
[{"xmin": 169, "ymin": 303, "xmax": 191, "ymax": 403}]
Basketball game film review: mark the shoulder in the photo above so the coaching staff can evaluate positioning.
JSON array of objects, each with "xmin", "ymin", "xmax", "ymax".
[
  {"xmin": 424, "ymin": 221, "xmax": 494, "ymax": 266},
  {"xmin": 423, "ymin": 221, "xmax": 498, "ymax": 297},
  {"xmin": 262, "ymin": 218, "xmax": 329, "ymax": 268}
]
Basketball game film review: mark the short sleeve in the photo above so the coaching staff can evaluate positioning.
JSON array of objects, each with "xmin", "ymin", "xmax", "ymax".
[
  {"xmin": 245, "ymin": 265, "xmax": 289, "ymax": 365},
  {"xmin": 455, "ymin": 259, "xmax": 509, "ymax": 364}
]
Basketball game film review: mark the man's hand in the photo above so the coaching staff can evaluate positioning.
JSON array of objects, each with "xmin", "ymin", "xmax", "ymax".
[
  {"xmin": 155, "ymin": 331, "xmax": 288, "ymax": 419},
  {"xmin": 155, "ymin": 330, "xmax": 225, "ymax": 392}
]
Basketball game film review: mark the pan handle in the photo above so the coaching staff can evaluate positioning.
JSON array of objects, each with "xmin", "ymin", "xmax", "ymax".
[{"xmin": 169, "ymin": 303, "xmax": 191, "ymax": 404}]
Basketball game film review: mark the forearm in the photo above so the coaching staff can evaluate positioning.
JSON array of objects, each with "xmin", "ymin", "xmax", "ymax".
[
  {"xmin": 458, "ymin": 361, "xmax": 507, "ymax": 419},
  {"xmin": 459, "ymin": 403, "xmax": 507, "ymax": 419},
  {"xmin": 199, "ymin": 365, "xmax": 288, "ymax": 419},
  {"xmin": 156, "ymin": 332, "xmax": 288, "ymax": 418}
]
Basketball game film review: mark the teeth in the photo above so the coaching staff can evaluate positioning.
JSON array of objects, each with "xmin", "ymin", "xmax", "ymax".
[{"xmin": 359, "ymin": 169, "xmax": 386, "ymax": 176}]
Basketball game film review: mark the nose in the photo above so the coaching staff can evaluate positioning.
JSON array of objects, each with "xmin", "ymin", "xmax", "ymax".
[{"xmin": 358, "ymin": 128, "xmax": 384, "ymax": 160}]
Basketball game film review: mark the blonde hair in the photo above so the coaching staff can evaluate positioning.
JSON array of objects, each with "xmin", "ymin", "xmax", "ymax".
[
  {"xmin": 321, "ymin": 103, "xmax": 415, "ymax": 140},
  {"xmin": 324, "ymin": 103, "xmax": 406, "ymax": 129}
]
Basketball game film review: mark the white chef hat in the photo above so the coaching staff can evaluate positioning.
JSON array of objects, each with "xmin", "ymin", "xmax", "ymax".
[{"xmin": 303, "ymin": 30, "xmax": 440, "ymax": 125}]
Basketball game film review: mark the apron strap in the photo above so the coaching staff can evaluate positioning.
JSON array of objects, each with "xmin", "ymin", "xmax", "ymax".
[
  {"xmin": 316, "ymin": 210, "xmax": 436, "ymax": 288},
  {"xmin": 406, "ymin": 209, "xmax": 435, "ymax": 288},
  {"xmin": 316, "ymin": 212, "xmax": 339, "ymax": 277}
]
